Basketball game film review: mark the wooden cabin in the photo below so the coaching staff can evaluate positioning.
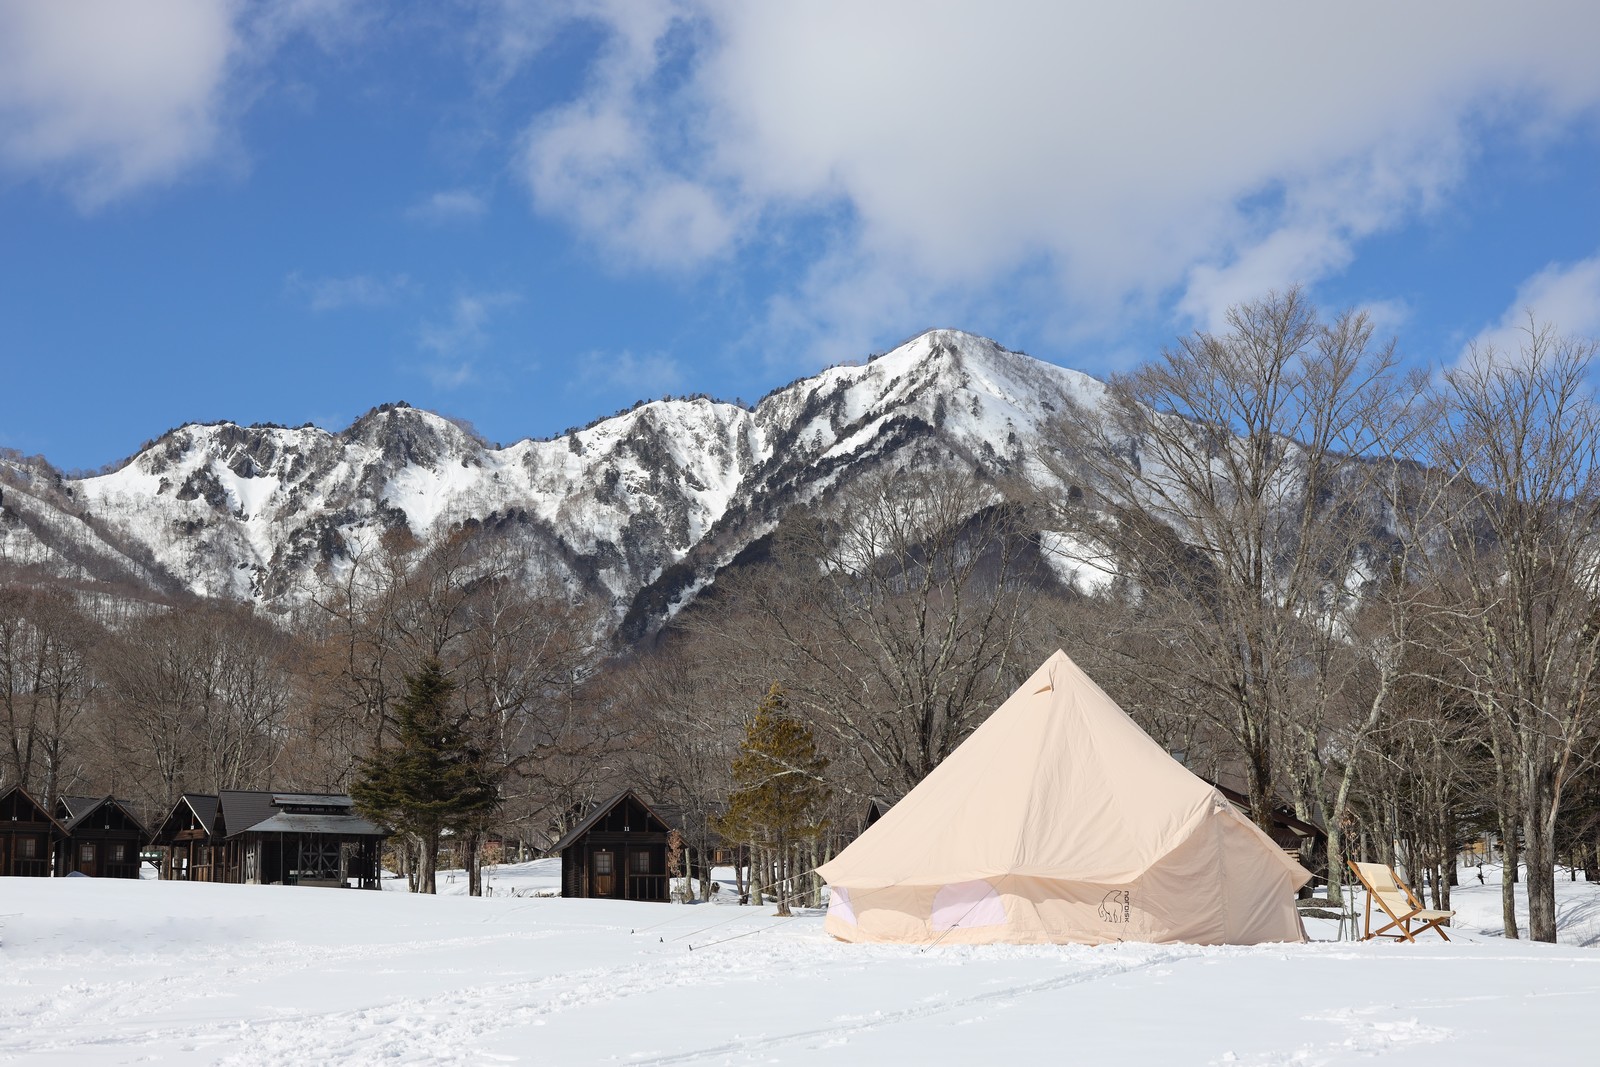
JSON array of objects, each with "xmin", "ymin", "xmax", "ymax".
[
  {"xmin": 151, "ymin": 794, "xmax": 222, "ymax": 882},
  {"xmin": 862, "ymin": 796, "xmax": 896, "ymax": 832},
  {"xmin": 556, "ymin": 790, "xmax": 672, "ymax": 902},
  {"xmin": 213, "ymin": 791, "xmax": 386, "ymax": 889},
  {"xmin": 54, "ymin": 795, "xmax": 149, "ymax": 878},
  {"xmin": 1203, "ymin": 773, "xmax": 1328, "ymax": 870},
  {"xmin": 0, "ymin": 784, "xmax": 64, "ymax": 877}
]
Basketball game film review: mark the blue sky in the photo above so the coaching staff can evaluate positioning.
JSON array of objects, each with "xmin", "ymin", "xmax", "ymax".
[{"xmin": 4, "ymin": 2, "xmax": 1600, "ymax": 472}]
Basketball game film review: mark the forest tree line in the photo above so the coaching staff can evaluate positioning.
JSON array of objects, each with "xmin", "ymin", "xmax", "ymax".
[{"xmin": 3, "ymin": 289, "xmax": 1600, "ymax": 941}]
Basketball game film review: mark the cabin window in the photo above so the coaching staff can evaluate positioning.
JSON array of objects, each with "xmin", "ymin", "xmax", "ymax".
[
  {"xmin": 79, "ymin": 842, "xmax": 94, "ymax": 863},
  {"xmin": 593, "ymin": 851, "xmax": 613, "ymax": 875},
  {"xmin": 110, "ymin": 843, "xmax": 125, "ymax": 862},
  {"xmin": 20, "ymin": 837, "xmax": 36, "ymax": 858},
  {"xmin": 632, "ymin": 851, "xmax": 651, "ymax": 874}
]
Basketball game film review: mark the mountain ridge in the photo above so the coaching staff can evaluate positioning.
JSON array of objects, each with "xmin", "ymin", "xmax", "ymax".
[{"xmin": 0, "ymin": 330, "xmax": 1099, "ymax": 636}]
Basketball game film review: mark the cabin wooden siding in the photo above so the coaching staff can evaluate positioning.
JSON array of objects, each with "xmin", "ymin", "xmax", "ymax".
[
  {"xmin": 54, "ymin": 795, "xmax": 149, "ymax": 879},
  {"xmin": 0, "ymin": 785, "xmax": 64, "ymax": 877},
  {"xmin": 214, "ymin": 791, "xmax": 387, "ymax": 889},
  {"xmin": 556, "ymin": 792, "xmax": 671, "ymax": 902},
  {"xmin": 151, "ymin": 794, "xmax": 222, "ymax": 882}
]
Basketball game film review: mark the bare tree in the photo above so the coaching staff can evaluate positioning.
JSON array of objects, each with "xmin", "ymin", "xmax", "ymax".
[
  {"xmin": 1040, "ymin": 288, "xmax": 1413, "ymax": 831},
  {"xmin": 96, "ymin": 603, "xmax": 294, "ymax": 806},
  {"xmin": 1418, "ymin": 319, "xmax": 1600, "ymax": 942},
  {"xmin": 711, "ymin": 466, "xmax": 1041, "ymax": 797},
  {"xmin": 0, "ymin": 585, "xmax": 100, "ymax": 802}
]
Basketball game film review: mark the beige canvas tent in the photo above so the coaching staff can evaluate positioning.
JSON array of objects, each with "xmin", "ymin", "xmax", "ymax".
[{"xmin": 817, "ymin": 650, "xmax": 1309, "ymax": 946}]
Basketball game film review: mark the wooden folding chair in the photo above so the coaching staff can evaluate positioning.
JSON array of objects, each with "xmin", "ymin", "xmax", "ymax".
[{"xmin": 1348, "ymin": 861, "xmax": 1454, "ymax": 942}]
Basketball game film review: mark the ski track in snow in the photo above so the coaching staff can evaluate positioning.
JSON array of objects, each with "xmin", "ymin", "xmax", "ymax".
[{"xmin": 619, "ymin": 946, "xmax": 1206, "ymax": 1066}]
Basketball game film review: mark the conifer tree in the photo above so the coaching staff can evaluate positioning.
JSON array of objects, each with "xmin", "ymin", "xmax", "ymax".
[
  {"xmin": 351, "ymin": 659, "xmax": 498, "ymax": 894},
  {"xmin": 716, "ymin": 683, "xmax": 830, "ymax": 915}
]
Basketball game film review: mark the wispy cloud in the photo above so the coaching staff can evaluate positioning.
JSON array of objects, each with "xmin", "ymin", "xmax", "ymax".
[
  {"xmin": 405, "ymin": 188, "xmax": 488, "ymax": 224},
  {"xmin": 1462, "ymin": 255, "xmax": 1600, "ymax": 365},
  {"xmin": 0, "ymin": 1, "xmax": 368, "ymax": 210},
  {"xmin": 503, "ymin": 2, "xmax": 1600, "ymax": 356},
  {"xmin": 419, "ymin": 291, "xmax": 520, "ymax": 355},
  {"xmin": 414, "ymin": 291, "xmax": 521, "ymax": 390},
  {"xmin": 576, "ymin": 348, "xmax": 684, "ymax": 397},
  {"xmin": 286, "ymin": 271, "xmax": 414, "ymax": 311}
]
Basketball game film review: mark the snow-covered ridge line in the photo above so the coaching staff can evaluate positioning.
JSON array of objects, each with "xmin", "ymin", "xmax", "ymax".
[{"xmin": 12, "ymin": 330, "xmax": 1102, "ymax": 634}]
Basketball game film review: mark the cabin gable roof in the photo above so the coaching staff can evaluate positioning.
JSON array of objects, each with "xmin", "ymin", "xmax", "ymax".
[
  {"xmin": 217, "ymin": 790, "xmax": 385, "ymax": 839},
  {"xmin": 0, "ymin": 784, "xmax": 67, "ymax": 835},
  {"xmin": 552, "ymin": 789, "xmax": 674, "ymax": 852},
  {"xmin": 154, "ymin": 793, "xmax": 221, "ymax": 842},
  {"xmin": 56, "ymin": 795, "xmax": 150, "ymax": 837}
]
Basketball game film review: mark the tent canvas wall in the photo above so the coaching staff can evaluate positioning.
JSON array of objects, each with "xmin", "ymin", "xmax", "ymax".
[{"xmin": 817, "ymin": 650, "xmax": 1309, "ymax": 946}]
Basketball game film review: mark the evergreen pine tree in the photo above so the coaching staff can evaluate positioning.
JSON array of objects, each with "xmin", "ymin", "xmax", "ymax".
[
  {"xmin": 351, "ymin": 659, "xmax": 498, "ymax": 894},
  {"xmin": 716, "ymin": 683, "xmax": 830, "ymax": 916}
]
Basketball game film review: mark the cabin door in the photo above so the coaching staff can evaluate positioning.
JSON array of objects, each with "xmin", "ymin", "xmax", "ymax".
[
  {"xmin": 592, "ymin": 849, "xmax": 616, "ymax": 896},
  {"xmin": 76, "ymin": 840, "xmax": 97, "ymax": 876},
  {"xmin": 626, "ymin": 848, "xmax": 654, "ymax": 901}
]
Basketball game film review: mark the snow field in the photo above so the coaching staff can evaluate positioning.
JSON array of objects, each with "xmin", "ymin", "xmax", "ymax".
[{"xmin": 2, "ymin": 861, "xmax": 1597, "ymax": 1065}]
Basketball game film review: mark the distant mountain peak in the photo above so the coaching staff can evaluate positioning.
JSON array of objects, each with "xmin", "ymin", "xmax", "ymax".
[{"xmin": 3, "ymin": 330, "xmax": 1104, "ymax": 636}]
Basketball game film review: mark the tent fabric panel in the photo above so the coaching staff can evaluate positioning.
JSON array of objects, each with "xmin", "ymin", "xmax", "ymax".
[
  {"xmin": 824, "ymin": 884, "xmax": 939, "ymax": 943},
  {"xmin": 1127, "ymin": 810, "xmax": 1230, "ymax": 945},
  {"xmin": 817, "ymin": 652, "xmax": 1219, "ymax": 888},
  {"xmin": 930, "ymin": 880, "xmax": 1007, "ymax": 931},
  {"xmin": 825, "ymin": 875, "xmax": 1199, "ymax": 946},
  {"xmin": 817, "ymin": 650, "xmax": 1308, "ymax": 947},
  {"xmin": 826, "ymin": 886, "xmax": 856, "ymax": 926},
  {"xmin": 1217, "ymin": 812, "xmax": 1308, "ymax": 944}
]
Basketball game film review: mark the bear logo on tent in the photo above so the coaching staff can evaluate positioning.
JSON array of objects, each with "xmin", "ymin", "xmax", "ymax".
[{"xmin": 1099, "ymin": 890, "xmax": 1130, "ymax": 923}]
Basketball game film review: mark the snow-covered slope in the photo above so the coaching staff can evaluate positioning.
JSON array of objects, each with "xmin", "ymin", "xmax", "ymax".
[
  {"xmin": 14, "ymin": 330, "xmax": 1102, "ymax": 631},
  {"xmin": 2, "ymin": 863, "xmax": 1597, "ymax": 1065},
  {"xmin": 71, "ymin": 398, "xmax": 761, "ymax": 612}
]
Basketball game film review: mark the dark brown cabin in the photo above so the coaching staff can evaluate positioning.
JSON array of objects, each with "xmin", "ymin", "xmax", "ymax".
[
  {"xmin": 862, "ymin": 796, "xmax": 896, "ymax": 832},
  {"xmin": 1203, "ymin": 776, "xmax": 1327, "ymax": 856},
  {"xmin": 54, "ymin": 795, "xmax": 149, "ymax": 878},
  {"xmin": 213, "ymin": 790, "xmax": 386, "ymax": 889},
  {"xmin": 151, "ymin": 794, "xmax": 222, "ymax": 881},
  {"xmin": 0, "ymin": 785, "xmax": 65, "ymax": 877},
  {"xmin": 556, "ymin": 790, "xmax": 671, "ymax": 902}
]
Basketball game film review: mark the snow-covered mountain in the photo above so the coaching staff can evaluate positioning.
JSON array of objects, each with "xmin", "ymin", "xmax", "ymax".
[{"xmin": 0, "ymin": 330, "xmax": 1102, "ymax": 634}]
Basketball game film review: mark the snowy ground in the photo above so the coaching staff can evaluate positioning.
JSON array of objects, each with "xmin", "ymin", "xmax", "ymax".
[{"xmin": 2, "ymin": 862, "xmax": 1596, "ymax": 1065}]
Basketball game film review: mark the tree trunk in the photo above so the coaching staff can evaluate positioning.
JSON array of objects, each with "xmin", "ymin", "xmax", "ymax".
[
  {"xmin": 1497, "ymin": 813, "xmax": 1519, "ymax": 939},
  {"xmin": 1324, "ymin": 823, "xmax": 1345, "ymax": 906},
  {"xmin": 1523, "ymin": 805, "xmax": 1558, "ymax": 943},
  {"xmin": 775, "ymin": 835, "xmax": 791, "ymax": 917},
  {"xmin": 418, "ymin": 829, "xmax": 439, "ymax": 895},
  {"xmin": 466, "ymin": 828, "xmax": 482, "ymax": 897},
  {"xmin": 403, "ymin": 836, "xmax": 418, "ymax": 894}
]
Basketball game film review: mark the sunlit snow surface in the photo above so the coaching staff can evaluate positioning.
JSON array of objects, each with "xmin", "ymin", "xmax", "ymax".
[{"xmin": 1, "ymin": 862, "xmax": 1596, "ymax": 1065}]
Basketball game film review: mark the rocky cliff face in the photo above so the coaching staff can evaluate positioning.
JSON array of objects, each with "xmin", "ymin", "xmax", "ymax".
[{"xmin": 0, "ymin": 330, "xmax": 1101, "ymax": 635}]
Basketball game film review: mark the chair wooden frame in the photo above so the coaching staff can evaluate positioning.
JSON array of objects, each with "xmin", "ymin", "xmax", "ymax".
[{"xmin": 1349, "ymin": 860, "xmax": 1454, "ymax": 942}]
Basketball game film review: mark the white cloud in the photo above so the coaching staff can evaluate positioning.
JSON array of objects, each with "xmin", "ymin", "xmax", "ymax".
[
  {"xmin": 585, "ymin": 349, "xmax": 684, "ymax": 395},
  {"xmin": 419, "ymin": 291, "xmax": 520, "ymax": 357},
  {"xmin": 1463, "ymin": 255, "xmax": 1600, "ymax": 363},
  {"xmin": 287, "ymin": 271, "xmax": 415, "ymax": 311},
  {"xmin": 515, "ymin": 0, "xmax": 747, "ymax": 270},
  {"xmin": 0, "ymin": 0, "xmax": 366, "ymax": 209},
  {"xmin": 0, "ymin": 1, "xmax": 237, "ymax": 208},
  {"xmin": 405, "ymin": 188, "xmax": 488, "ymax": 223},
  {"xmin": 505, "ymin": 1, "xmax": 1600, "ymax": 351},
  {"xmin": 412, "ymin": 291, "xmax": 520, "ymax": 391}
]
